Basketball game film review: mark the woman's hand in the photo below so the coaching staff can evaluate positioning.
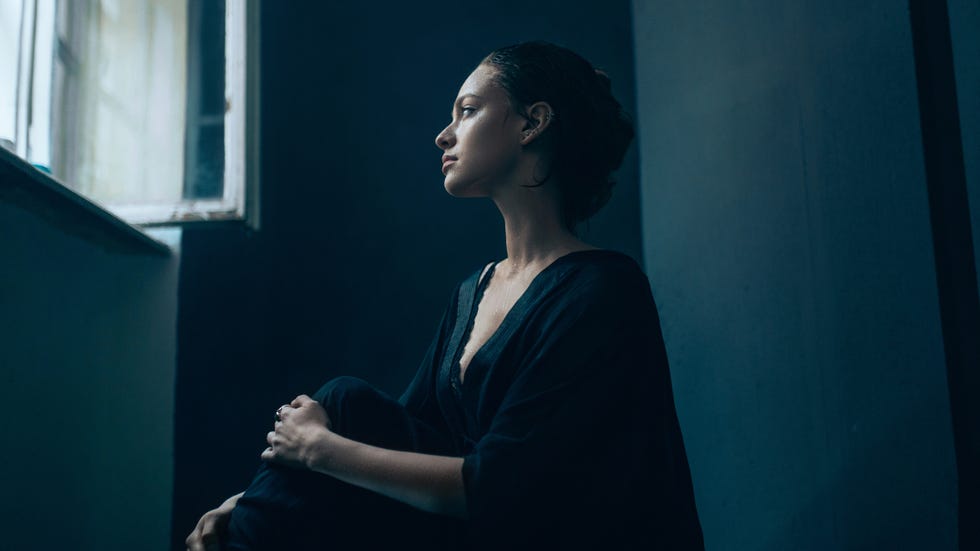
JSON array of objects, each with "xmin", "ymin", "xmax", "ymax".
[
  {"xmin": 185, "ymin": 491, "xmax": 244, "ymax": 551},
  {"xmin": 262, "ymin": 394, "xmax": 334, "ymax": 469}
]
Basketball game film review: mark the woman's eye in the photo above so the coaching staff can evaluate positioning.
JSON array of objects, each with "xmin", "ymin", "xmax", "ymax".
[{"xmin": 461, "ymin": 107, "xmax": 476, "ymax": 115}]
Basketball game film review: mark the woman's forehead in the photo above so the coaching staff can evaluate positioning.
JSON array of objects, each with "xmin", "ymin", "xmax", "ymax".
[{"xmin": 456, "ymin": 64, "xmax": 502, "ymax": 102}]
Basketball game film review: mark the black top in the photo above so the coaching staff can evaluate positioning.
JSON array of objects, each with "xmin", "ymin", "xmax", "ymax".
[{"xmin": 398, "ymin": 249, "xmax": 704, "ymax": 550}]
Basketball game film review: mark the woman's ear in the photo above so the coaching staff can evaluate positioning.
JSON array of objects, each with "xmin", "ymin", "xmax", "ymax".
[{"xmin": 520, "ymin": 101, "xmax": 556, "ymax": 145}]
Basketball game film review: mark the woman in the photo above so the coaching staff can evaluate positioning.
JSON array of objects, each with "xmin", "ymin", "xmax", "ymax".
[{"xmin": 186, "ymin": 40, "xmax": 703, "ymax": 550}]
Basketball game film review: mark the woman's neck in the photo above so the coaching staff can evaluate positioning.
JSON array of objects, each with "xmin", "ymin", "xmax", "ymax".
[{"xmin": 497, "ymin": 211, "xmax": 595, "ymax": 275}]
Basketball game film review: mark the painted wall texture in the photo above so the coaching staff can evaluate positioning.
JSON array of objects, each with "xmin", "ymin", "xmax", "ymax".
[
  {"xmin": 171, "ymin": 1, "xmax": 641, "ymax": 547},
  {"xmin": 633, "ymin": 1, "xmax": 959, "ymax": 549},
  {"xmin": 0, "ymin": 200, "xmax": 179, "ymax": 549}
]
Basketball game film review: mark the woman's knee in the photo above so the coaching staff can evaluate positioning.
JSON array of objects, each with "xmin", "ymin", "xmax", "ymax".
[
  {"xmin": 312, "ymin": 375, "xmax": 377, "ymax": 406},
  {"xmin": 311, "ymin": 376, "xmax": 410, "ymax": 447}
]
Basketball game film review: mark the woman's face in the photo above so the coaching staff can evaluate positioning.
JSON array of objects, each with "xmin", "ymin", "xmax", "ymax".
[{"xmin": 434, "ymin": 63, "xmax": 526, "ymax": 197}]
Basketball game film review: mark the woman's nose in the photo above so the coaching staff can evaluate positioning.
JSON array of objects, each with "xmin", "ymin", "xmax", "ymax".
[{"xmin": 435, "ymin": 126, "xmax": 454, "ymax": 150}]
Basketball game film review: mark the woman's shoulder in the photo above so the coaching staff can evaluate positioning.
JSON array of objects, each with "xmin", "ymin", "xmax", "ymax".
[
  {"xmin": 574, "ymin": 248, "xmax": 643, "ymax": 273},
  {"xmin": 554, "ymin": 249, "xmax": 649, "ymax": 290},
  {"xmin": 553, "ymin": 249, "xmax": 659, "ymax": 318},
  {"xmin": 504, "ymin": 249, "xmax": 657, "ymax": 336}
]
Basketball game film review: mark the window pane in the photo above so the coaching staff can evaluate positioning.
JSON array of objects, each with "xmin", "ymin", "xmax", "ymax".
[
  {"xmin": 56, "ymin": 0, "xmax": 188, "ymax": 205},
  {"xmin": 185, "ymin": 121, "xmax": 224, "ymax": 198},
  {"xmin": 183, "ymin": 0, "xmax": 225, "ymax": 201},
  {"xmin": 4, "ymin": 0, "xmax": 251, "ymax": 226},
  {"xmin": 0, "ymin": 0, "xmax": 24, "ymax": 151},
  {"xmin": 28, "ymin": 0, "xmax": 54, "ymax": 169}
]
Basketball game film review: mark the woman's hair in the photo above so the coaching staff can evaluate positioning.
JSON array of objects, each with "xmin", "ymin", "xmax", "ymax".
[{"xmin": 480, "ymin": 41, "xmax": 635, "ymax": 233}]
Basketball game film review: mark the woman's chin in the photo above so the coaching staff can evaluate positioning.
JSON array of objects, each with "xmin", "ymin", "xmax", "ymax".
[{"xmin": 443, "ymin": 178, "xmax": 482, "ymax": 198}]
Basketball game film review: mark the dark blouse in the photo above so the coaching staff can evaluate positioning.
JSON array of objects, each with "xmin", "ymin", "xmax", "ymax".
[{"xmin": 398, "ymin": 249, "xmax": 704, "ymax": 550}]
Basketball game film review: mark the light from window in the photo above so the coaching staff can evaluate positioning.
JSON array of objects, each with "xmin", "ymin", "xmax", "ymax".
[{"xmin": 0, "ymin": 0, "xmax": 260, "ymax": 228}]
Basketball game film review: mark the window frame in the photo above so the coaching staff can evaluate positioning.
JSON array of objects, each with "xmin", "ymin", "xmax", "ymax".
[
  {"xmin": 113, "ymin": 0, "xmax": 262, "ymax": 229},
  {"xmin": 5, "ymin": 0, "xmax": 262, "ymax": 230}
]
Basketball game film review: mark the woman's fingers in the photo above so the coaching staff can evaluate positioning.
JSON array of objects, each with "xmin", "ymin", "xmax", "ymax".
[
  {"xmin": 264, "ymin": 397, "xmax": 330, "ymax": 466},
  {"xmin": 186, "ymin": 516, "xmax": 204, "ymax": 550},
  {"xmin": 186, "ymin": 515, "xmax": 208, "ymax": 551},
  {"xmin": 187, "ymin": 500, "xmax": 237, "ymax": 551},
  {"xmin": 200, "ymin": 514, "xmax": 219, "ymax": 542},
  {"xmin": 186, "ymin": 492, "xmax": 243, "ymax": 551},
  {"xmin": 190, "ymin": 517, "xmax": 215, "ymax": 548},
  {"xmin": 290, "ymin": 394, "xmax": 314, "ymax": 408},
  {"xmin": 277, "ymin": 395, "xmax": 316, "ymax": 430}
]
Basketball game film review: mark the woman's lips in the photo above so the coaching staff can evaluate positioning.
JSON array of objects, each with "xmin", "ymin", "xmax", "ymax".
[{"xmin": 442, "ymin": 160, "xmax": 456, "ymax": 174}]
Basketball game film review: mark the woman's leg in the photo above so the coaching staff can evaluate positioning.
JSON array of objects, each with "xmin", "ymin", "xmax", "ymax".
[{"xmin": 223, "ymin": 376, "xmax": 462, "ymax": 550}]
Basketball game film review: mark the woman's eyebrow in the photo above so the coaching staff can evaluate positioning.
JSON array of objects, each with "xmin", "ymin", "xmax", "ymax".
[{"xmin": 453, "ymin": 94, "xmax": 483, "ymax": 108}]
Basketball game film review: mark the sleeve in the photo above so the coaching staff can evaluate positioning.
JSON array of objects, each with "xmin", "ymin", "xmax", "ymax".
[{"xmin": 460, "ymin": 269, "xmax": 661, "ymax": 548}]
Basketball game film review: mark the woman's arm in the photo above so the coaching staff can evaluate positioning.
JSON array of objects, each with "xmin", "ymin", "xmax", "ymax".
[
  {"xmin": 262, "ymin": 394, "xmax": 467, "ymax": 519},
  {"xmin": 308, "ymin": 428, "xmax": 466, "ymax": 518}
]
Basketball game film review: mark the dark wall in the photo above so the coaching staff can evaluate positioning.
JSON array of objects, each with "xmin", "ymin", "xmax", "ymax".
[
  {"xmin": 633, "ymin": 1, "xmax": 959, "ymax": 549},
  {"xmin": 0, "ymin": 193, "xmax": 179, "ymax": 548},
  {"xmin": 172, "ymin": 1, "xmax": 640, "ymax": 547}
]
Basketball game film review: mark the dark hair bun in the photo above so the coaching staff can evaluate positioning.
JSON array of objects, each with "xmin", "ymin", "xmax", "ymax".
[{"xmin": 483, "ymin": 41, "xmax": 635, "ymax": 232}]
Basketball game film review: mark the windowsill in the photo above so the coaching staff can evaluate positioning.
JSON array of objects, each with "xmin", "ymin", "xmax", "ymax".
[{"xmin": 0, "ymin": 147, "xmax": 172, "ymax": 256}]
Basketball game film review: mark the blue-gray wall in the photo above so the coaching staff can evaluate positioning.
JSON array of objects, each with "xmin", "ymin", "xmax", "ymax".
[
  {"xmin": 633, "ymin": 1, "xmax": 959, "ymax": 548},
  {"xmin": 0, "ymin": 199, "xmax": 179, "ymax": 549}
]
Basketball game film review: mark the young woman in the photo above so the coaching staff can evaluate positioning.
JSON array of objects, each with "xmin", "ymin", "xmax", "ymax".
[{"xmin": 186, "ymin": 40, "xmax": 703, "ymax": 550}]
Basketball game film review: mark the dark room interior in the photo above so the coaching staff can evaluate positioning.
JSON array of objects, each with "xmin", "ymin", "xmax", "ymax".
[{"xmin": 1, "ymin": 1, "xmax": 977, "ymax": 549}]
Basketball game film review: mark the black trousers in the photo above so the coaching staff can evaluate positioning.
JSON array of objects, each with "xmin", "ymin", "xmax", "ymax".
[{"xmin": 223, "ymin": 376, "xmax": 465, "ymax": 550}]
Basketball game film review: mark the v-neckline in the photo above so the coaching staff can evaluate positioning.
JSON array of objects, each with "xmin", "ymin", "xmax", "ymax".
[
  {"xmin": 452, "ymin": 248, "xmax": 610, "ymax": 392},
  {"xmin": 451, "ymin": 261, "xmax": 496, "ymax": 391}
]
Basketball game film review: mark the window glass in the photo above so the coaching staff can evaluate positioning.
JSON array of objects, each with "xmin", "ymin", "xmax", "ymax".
[
  {"xmin": 1, "ymin": 0, "xmax": 258, "ymax": 227},
  {"xmin": 184, "ymin": 0, "xmax": 225, "ymax": 200},
  {"xmin": 0, "ymin": 0, "xmax": 24, "ymax": 151}
]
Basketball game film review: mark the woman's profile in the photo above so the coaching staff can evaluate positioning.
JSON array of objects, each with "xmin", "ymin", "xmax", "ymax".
[{"xmin": 186, "ymin": 40, "xmax": 704, "ymax": 551}]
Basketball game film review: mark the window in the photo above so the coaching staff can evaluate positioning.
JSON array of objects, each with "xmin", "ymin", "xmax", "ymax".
[{"xmin": 0, "ymin": 0, "xmax": 260, "ymax": 227}]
